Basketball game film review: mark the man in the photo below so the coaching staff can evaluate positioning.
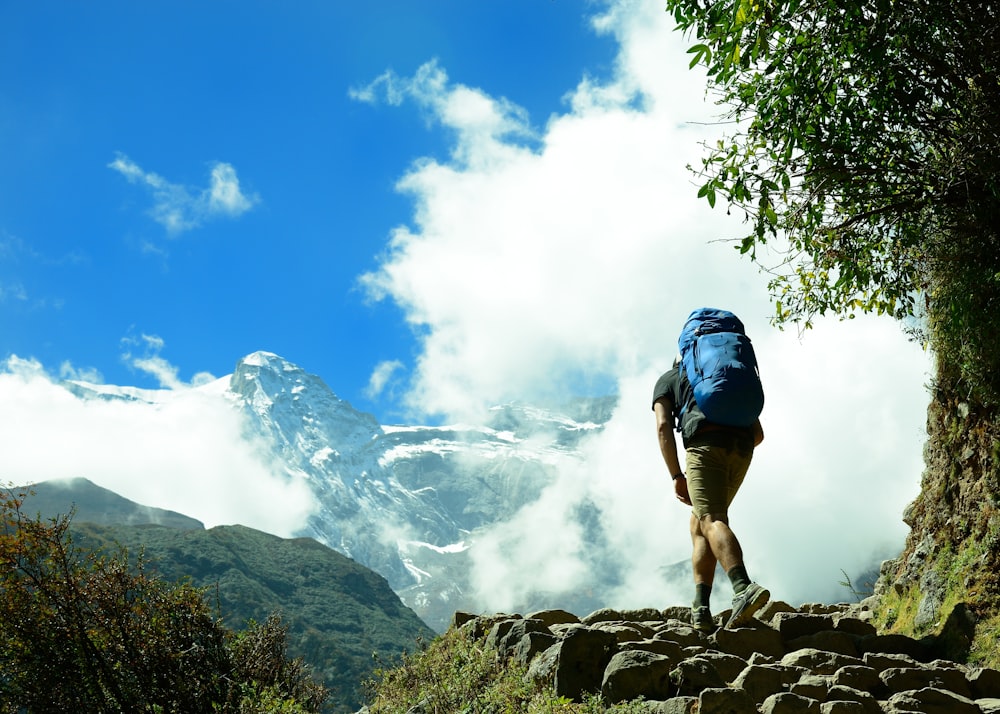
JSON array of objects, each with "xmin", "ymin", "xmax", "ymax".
[{"xmin": 652, "ymin": 357, "xmax": 768, "ymax": 631}]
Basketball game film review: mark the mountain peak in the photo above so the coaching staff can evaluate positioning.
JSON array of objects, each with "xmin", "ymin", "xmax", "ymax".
[
  {"xmin": 228, "ymin": 351, "xmax": 381, "ymax": 454},
  {"xmin": 239, "ymin": 351, "xmax": 290, "ymax": 369}
]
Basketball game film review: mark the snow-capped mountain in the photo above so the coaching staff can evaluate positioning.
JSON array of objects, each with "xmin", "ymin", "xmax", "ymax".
[
  {"xmin": 69, "ymin": 351, "xmax": 615, "ymax": 630},
  {"xmin": 236, "ymin": 353, "xmax": 619, "ymax": 630}
]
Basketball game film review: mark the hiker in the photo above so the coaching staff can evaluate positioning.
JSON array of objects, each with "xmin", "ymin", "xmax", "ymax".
[{"xmin": 651, "ymin": 308, "xmax": 769, "ymax": 631}]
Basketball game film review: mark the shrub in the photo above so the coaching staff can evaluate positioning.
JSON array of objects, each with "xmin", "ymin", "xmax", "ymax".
[{"xmin": 0, "ymin": 486, "xmax": 327, "ymax": 713}]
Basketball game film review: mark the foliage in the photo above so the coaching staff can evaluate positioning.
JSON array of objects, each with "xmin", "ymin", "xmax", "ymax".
[
  {"xmin": 837, "ymin": 568, "xmax": 873, "ymax": 603},
  {"xmin": 666, "ymin": 0, "xmax": 1000, "ymax": 404},
  {"xmin": 0, "ymin": 487, "xmax": 328, "ymax": 714},
  {"xmin": 872, "ymin": 534, "xmax": 1000, "ymax": 670},
  {"xmin": 363, "ymin": 626, "xmax": 654, "ymax": 714},
  {"xmin": 16, "ymin": 478, "xmax": 435, "ymax": 713},
  {"xmin": 70, "ymin": 520, "xmax": 434, "ymax": 712}
]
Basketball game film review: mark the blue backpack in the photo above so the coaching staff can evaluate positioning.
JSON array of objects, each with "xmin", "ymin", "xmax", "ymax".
[{"xmin": 677, "ymin": 307, "xmax": 764, "ymax": 428}]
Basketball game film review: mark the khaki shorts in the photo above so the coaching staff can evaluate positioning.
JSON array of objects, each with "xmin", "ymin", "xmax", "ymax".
[{"xmin": 685, "ymin": 433, "xmax": 754, "ymax": 520}]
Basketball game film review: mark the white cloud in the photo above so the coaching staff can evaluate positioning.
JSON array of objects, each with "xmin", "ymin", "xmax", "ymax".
[
  {"xmin": 0, "ymin": 355, "xmax": 317, "ymax": 537},
  {"xmin": 366, "ymin": 359, "xmax": 405, "ymax": 399},
  {"xmin": 360, "ymin": 0, "xmax": 933, "ymax": 610},
  {"xmin": 208, "ymin": 163, "xmax": 257, "ymax": 216},
  {"xmin": 109, "ymin": 153, "xmax": 259, "ymax": 234},
  {"xmin": 119, "ymin": 333, "xmax": 218, "ymax": 389}
]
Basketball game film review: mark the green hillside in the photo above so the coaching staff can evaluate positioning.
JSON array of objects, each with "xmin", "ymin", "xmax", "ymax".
[{"xmin": 18, "ymin": 480, "xmax": 435, "ymax": 712}]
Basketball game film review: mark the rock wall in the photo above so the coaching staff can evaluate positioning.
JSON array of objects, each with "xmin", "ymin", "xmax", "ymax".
[
  {"xmin": 455, "ymin": 600, "xmax": 1000, "ymax": 713},
  {"xmin": 874, "ymin": 385, "xmax": 1000, "ymax": 661}
]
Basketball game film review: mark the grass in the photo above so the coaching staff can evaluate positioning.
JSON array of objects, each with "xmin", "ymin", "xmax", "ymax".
[
  {"xmin": 363, "ymin": 626, "xmax": 653, "ymax": 714},
  {"xmin": 871, "ymin": 532, "xmax": 1000, "ymax": 669}
]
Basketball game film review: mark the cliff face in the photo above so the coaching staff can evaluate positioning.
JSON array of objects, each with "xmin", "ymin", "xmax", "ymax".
[{"xmin": 874, "ymin": 378, "xmax": 1000, "ymax": 664}]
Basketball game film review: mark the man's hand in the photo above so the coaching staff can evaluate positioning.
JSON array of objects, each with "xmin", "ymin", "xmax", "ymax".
[{"xmin": 673, "ymin": 476, "xmax": 692, "ymax": 506}]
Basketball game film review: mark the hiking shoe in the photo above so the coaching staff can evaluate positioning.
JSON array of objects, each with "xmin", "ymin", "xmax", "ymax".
[
  {"xmin": 690, "ymin": 605, "xmax": 715, "ymax": 633},
  {"xmin": 726, "ymin": 583, "xmax": 769, "ymax": 629}
]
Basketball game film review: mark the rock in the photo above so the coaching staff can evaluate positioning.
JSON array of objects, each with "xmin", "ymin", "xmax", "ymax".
[
  {"xmin": 620, "ymin": 638, "xmax": 686, "ymax": 660},
  {"xmin": 781, "ymin": 648, "xmax": 864, "ymax": 675},
  {"xmin": 511, "ymin": 630, "xmax": 557, "ymax": 667},
  {"xmin": 485, "ymin": 617, "xmax": 549, "ymax": 658},
  {"xmin": 978, "ymin": 698, "xmax": 1000, "ymax": 714},
  {"xmin": 525, "ymin": 608, "xmax": 579, "ymax": 627},
  {"xmin": 458, "ymin": 601, "xmax": 981, "ymax": 711},
  {"xmin": 760, "ymin": 600, "xmax": 799, "ymax": 621},
  {"xmin": 554, "ymin": 626, "xmax": 618, "ymax": 701},
  {"xmin": 829, "ymin": 665, "xmax": 881, "ymax": 693},
  {"xmin": 928, "ymin": 602, "xmax": 977, "ymax": 662},
  {"xmin": 698, "ymin": 686, "xmax": 756, "ymax": 713},
  {"xmin": 824, "ymin": 685, "xmax": 881, "ymax": 714},
  {"xmin": 601, "ymin": 650, "xmax": 675, "ymax": 704},
  {"xmin": 819, "ymin": 701, "xmax": 866, "ymax": 714},
  {"xmin": 878, "ymin": 666, "xmax": 972, "ymax": 698},
  {"xmin": 594, "ymin": 622, "xmax": 650, "ymax": 643},
  {"xmin": 857, "ymin": 633, "xmax": 929, "ymax": 660},
  {"xmin": 760, "ymin": 691, "xmax": 822, "ymax": 713},
  {"xmin": 703, "ymin": 652, "xmax": 751, "ymax": 683},
  {"xmin": 643, "ymin": 696, "xmax": 698, "ymax": 713},
  {"xmin": 914, "ymin": 569, "xmax": 946, "ymax": 629},
  {"xmin": 620, "ymin": 607, "xmax": 664, "ymax": 622},
  {"xmin": 786, "ymin": 631, "xmax": 860, "ymax": 657},
  {"xmin": 861, "ymin": 651, "xmax": 922, "ymax": 670},
  {"xmin": 790, "ymin": 673, "xmax": 831, "ymax": 701},
  {"xmin": 461, "ymin": 612, "xmax": 520, "ymax": 640},
  {"xmin": 670, "ymin": 655, "xmax": 727, "ymax": 695},
  {"xmin": 831, "ymin": 615, "xmax": 878, "ymax": 638},
  {"xmin": 885, "ymin": 686, "xmax": 980, "ymax": 713},
  {"xmin": 731, "ymin": 664, "xmax": 791, "ymax": 704},
  {"xmin": 581, "ymin": 607, "xmax": 623, "ymax": 624},
  {"xmin": 713, "ymin": 622, "xmax": 786, "ymax": 659},
  {"xmin": 655, "ymin": 624, "xmax": 710, "ymax": 649},
  {"xmin": 450, "ymin": 611, "xmax": 477, "ymax": 629},
  {"xmin": 773, "ymin": 613, "xmax": 836, "ymax": 640},
  {"xmin": 970, "ymin": 667, "xmax": 1000, "ymax": 699},
  {"xmin": 661, "ymin": 605, "xmax": 694, "ymax": 622}
]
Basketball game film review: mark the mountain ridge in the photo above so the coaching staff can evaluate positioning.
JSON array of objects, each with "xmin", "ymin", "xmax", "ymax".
[{"xmin": 17, "ymin": 478, "xmax": 434, "ymax": 713}]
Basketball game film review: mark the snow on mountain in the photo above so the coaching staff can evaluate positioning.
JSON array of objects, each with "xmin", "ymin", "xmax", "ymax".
[
  {"xmin": 224, "ymin": 351, "xmax": 613, "ymax": 629},
  {"xmin": 59, "ymin": 351, "xmax": 615, "ymax": 629}
]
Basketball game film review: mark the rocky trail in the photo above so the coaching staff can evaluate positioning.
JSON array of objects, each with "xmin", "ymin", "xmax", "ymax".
[{"xmin": 453, "ymin": 599, "xmax": 1000, "ymax": 713}]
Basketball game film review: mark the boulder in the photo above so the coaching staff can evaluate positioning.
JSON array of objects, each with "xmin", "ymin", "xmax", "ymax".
[
  {"xmin": 698, "ymin": 686, "xmax": 756, "ymax": 714},
  {"xmin": 601, "ymin": 650, "xmax": 675, "ymax": 704},
  {"xmin": 714, "ymin": 622, "xmax": 786, "ymax": 659},
  {"xmin": 885, "ymin": 686, "xmax": 980, "ymax": 714},
  {"xmin": 550, "ymin": 626, "xmax": 618, "ymax": 701},
  {"xmin": 457, "ymin": 600, "xmax": 983, "ymax": 711},
  {"xmin": 524, "ymin": 608, "xmax": 579, "ymax": 628},
  {"xmin": 732, "ymin": 664, "xmax": 791, "ymax": 704},
  {"xmin": 760, "ymin": 691, "xmax": 822, "ymax": 713},
  {"xmin": 780, "ymin": 648, "xmax": 864, "ymax": 675}
]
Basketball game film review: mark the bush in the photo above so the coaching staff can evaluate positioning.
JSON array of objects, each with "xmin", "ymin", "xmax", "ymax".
[
  {"xmin": 0, "ymin": 486, "xmax": 327, "ymax": 713},
  {"xmin": 363, "ymin": 626, "xmax": 651, "ymax": 714}
]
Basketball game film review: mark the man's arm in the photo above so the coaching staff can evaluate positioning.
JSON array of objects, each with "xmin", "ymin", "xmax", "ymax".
[
  {"xmin": 752, "ymin": 418, "xmax": 764, "ymax": 447},
  {"xmin": 653, "ymin": 397, "xmax": 691, "ymax": 506}
]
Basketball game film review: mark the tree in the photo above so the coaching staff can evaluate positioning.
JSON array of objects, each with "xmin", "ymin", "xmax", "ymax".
[
  {"xmin": 666, "ymin": 0, "xmax": 1000, "ymax": 404},
  {"xmin": 0, "ymin": 487, "xmax": 328, "ymax": 713}
]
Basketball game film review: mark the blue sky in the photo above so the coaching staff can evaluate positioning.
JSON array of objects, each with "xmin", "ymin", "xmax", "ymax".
[
  {"xmin": 1, "ymin": 1, "xmax": 616, "ymax": 420},
  {"xmin": 2, "ymin": 0, "xmax": 936, "ymax": 606}
]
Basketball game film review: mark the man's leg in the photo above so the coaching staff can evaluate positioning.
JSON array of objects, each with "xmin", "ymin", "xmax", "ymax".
[
  {"xmin": 689, "ymin": 512, "xmax": 716, "ymax": 631},
  {"xmin": 697, "ymin": 513, "xmax": 744, "ymax": 574},
  {"xmin": 698, "ymin": 513, "xmax": 770, "ymax": 628},
  {"xmin": 690, "ymin": 512, "xmax": 718, "ymax": 586}
]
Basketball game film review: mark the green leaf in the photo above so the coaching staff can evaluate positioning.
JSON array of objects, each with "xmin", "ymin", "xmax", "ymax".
[{"xmin": 687, "ymin": 43, "xmax": 712, "ymax": 68}]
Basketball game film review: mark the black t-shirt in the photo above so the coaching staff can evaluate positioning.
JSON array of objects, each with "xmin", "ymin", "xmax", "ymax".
[
  {"xmin": 652, "ymin": 366, "xmax": 757, "ymax": 449},
  {"xmin": 651, "ymin": 366, "xmax": 706, "ymax": 445}
]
